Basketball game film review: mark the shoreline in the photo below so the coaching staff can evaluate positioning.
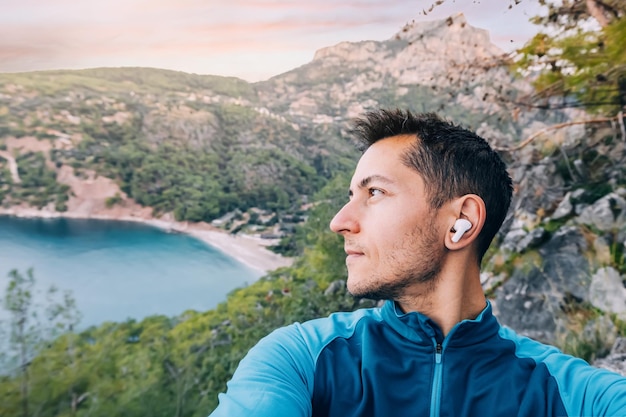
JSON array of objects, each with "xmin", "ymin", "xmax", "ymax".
[{"xmin": 0, "ymin": 207, "xmax": 293, "ymax": 274}]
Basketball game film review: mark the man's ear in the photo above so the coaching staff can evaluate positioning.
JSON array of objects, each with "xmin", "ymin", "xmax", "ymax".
[{"xmin": 444, "ymin": 194, "xmax": 486, "ymax": 250}]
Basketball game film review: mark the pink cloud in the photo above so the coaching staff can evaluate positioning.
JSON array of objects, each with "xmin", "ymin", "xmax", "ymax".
[{"xmin": 0, "ymin": 0, "xmax": 542, "ymax": 79}]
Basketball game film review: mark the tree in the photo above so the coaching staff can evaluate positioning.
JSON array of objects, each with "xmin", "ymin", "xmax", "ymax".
[
  {"xmin": 2, "ymin": 268, "xmax": 37, "ymax": 417},
  {"xmin": 515, "ymin": 1, "xmax": 626, "ymax": 115},
  {"xmin": 0, "ymin": 268, "xmax": 81, "ymax": 417}
]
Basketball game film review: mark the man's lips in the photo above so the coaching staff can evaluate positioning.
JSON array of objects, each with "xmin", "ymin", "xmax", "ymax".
[{"xmin": 345, "ymin": 249, "xmax": 365, "ymax": 258}]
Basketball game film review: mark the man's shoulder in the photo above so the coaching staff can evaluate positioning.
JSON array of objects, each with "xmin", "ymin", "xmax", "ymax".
[
  {"xmin": 499, "ymin": 326, "xmax": 626, "ymax": 416},
  {"xmin": 264, "ymin": 306, "xmax": 385, "ymax": 355},
  {"xmin": 298, "ymin": 305, "xmax": 382, "ymax": 335},
  {"xmin": 302, "ymin": 305, "xmax": 384, "ymax": 330},
  {"xmin": 497, "ymin": 325, "xmax": 623, "ymax": 379}
]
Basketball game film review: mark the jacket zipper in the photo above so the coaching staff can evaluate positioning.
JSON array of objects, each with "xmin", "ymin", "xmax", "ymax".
[{"xmin": 429, "ymin": 342, "xmax": 443, "ymax": 417}]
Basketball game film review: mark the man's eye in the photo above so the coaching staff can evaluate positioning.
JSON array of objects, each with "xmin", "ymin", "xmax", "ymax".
[{"xmin": 369, "ymin": 188, "xmax": 383, "ymax": 197}]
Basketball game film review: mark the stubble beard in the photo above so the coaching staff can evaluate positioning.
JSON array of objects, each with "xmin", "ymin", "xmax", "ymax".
[{"xmin": 347, "ymin": 221, "xmax": 445, "ymax": 302}]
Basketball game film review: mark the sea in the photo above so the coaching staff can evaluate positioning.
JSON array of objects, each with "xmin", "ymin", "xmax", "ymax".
[{"xmin": 0, "ymin": 215, "xmax": 261, "ymax": 328}]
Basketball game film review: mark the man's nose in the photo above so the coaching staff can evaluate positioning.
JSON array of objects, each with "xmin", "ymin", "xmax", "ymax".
[{"xmin": 330, "ymin": 202, "xmax": 360, "ymax": 235}]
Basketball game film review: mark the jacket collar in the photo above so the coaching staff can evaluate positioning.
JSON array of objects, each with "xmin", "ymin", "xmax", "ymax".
[{"xmin": 380, "ymin": 300, "xmax": 500, "ymax": 347}]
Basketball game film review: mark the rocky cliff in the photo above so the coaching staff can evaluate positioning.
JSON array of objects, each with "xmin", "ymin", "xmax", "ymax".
[
  {"xmin": 484, "ymin": 118, "xmax": 626, "ymax": 371},
  {"xmin": 258, "ymin": 13, "xmax": 531, "ymax": 133}
]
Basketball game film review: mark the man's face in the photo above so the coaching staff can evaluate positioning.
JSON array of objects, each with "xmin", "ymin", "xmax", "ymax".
[{"xmin": 330, "ymin": 135, "xmax": 446, "ymax": 300}]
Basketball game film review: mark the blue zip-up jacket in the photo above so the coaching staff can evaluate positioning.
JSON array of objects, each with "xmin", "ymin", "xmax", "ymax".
[{"xmin": 210, "ymin": 301, "xmax": 626, "ymax": 417}]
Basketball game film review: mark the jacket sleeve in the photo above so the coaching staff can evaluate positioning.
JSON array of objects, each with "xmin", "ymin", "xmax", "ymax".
[
  {"xmin": 209, "ymin": 323, "xmax": 315, "ymax": 417},
  {"xmin": 570, "ymin": 364, "xmax": 626, "ymax": 416},
  {"xmin": 548, "ymin": 353, "xmax": 626, "ymax": 416}
]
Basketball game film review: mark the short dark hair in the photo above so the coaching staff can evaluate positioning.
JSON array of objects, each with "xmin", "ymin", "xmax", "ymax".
[{"xmin": 351, "ymin": 109, "xmax": 513, "ymax": 262}]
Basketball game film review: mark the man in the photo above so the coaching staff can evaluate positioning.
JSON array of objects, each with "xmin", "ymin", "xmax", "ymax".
[{"xmin": 210, "ymin": 110, "xmax": 626, "ymax": 417}]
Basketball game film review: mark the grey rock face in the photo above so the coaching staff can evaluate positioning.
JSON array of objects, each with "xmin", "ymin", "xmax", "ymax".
[
  {"xmin": 576, "ymin": 192, "xmax": 626, "ymax": 232},
  {"xmin": 552, "ymin": 192, "xmax": 573, "ymax": 220},
  {"xmin": 493, "ymin": 268, "xmax": 561, "ymax": 343},
  {"xmin": 594, "ymin": 338, "xmax": 626, "ymax": 377},
  {"xmin": 517, "ymin": 227, "xmax": 548, "ymax": 253},
  {"xmin": 494, "ymin": 227, "xmax": 591, "ymax": 344},
  {"xmin": 589, "ymin": 267, "xmax": 626, "ymax": 321},
  {"xmin": 324, "ymin": 279, "xmax": 346, "ymax": 296},
  {"xmin": 500, "ymin": 218, "xmax": 530, "ymax": 252}
]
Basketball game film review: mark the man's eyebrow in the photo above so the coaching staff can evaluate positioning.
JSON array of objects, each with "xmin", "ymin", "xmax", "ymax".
[{"xmin": 358, "ymin": 175, "xmax": 394, "ymax": 189}]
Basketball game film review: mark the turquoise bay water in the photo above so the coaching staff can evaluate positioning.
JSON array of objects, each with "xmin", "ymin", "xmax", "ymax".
[{"xmin": 0, "ymin": 216, "xmax": 260, "ymax": 327}]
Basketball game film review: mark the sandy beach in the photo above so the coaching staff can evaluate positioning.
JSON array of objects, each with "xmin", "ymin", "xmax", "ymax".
[
  {"xmin": 0, "ymin": 140, "xmax": 293, "ymax": 274},
  {"xmin": 0, "ymin": 207, "xmax": 293, "ymax": 274},
  {"xmin": 145, "ymin": 217, "xmax": 293, "ymax": 274}
]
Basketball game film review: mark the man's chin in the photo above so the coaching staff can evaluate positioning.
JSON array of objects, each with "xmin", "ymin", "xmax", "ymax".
[
  {"xmin": 346, "ymin": 274, "xmax": 409, "ymax": 301},
  {"xmin": 345, "ymin": 275, "xmax": 365, "ymax": 297},
  {"xmin": 346, "ymin": 277, "xmax": 382, "ymax": 300}
]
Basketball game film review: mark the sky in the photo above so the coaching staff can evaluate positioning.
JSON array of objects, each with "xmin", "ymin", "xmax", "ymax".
[{"xmin": 0, "ymin": 0, "xmax": 546, "ymax": 82}]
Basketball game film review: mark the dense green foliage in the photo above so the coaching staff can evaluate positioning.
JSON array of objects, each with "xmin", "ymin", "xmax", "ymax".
[
  {"xmin": 515, "ymin": 0, "xmax": 626, "ymax": 114},
  {"xmin": 1, "ymin": 152, "xmax": 69, "ymax": 211},
  {"xmin": 1, "ymin": 268, "xmax": 81, "ymax": 417},
  {"xmin": 0, "ymin": 68, "xmax": 355, "ymax": 222}
]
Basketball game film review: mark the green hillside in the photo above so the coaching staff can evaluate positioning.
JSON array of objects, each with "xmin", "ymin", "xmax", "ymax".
[{"xmin": 0, "ymin": 67, "xmax": 355, "ymax": 226}]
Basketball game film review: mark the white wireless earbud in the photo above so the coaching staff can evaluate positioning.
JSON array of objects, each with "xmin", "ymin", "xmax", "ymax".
[{"xmin": 451, "ymin": 219, "xmax": 472, "ymax": 243}]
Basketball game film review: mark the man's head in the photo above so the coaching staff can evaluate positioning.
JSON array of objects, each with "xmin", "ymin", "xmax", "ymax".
[{"xmin": 330, "ymin": 109, "xmax": 512, "ymax": 300}]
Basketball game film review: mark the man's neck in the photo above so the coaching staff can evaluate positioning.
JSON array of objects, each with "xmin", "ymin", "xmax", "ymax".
[{"xmin": 395, "ymin": 256, "xmax": 486, "ymax": 337}]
